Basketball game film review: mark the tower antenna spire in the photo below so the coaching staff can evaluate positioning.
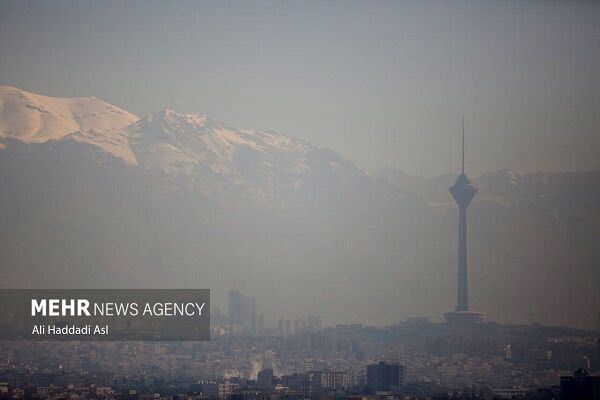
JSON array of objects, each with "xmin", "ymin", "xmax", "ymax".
[{"xmin": 461, "ymin": 116, "xmax": 465, "ymax": 175}]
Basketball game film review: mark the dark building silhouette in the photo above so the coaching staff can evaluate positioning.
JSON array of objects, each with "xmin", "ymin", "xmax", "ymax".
[
  {"xmin": 229, "ymin": 290, "xmax": 242, "ymax": 327},
  {"xmin": 257, "ymin": 368, "xmax": 274, "ymax": 388},
  {"xmin": 281, "ymin": 373, "xmax": 312, "ymax": 397},
  {"xmin": 444, "ymin": 119, "xmax": 485, "ymax": 326},
  {"xmin": 560, "ymin": 368, "xmax": 600, "ymax": 400},
  {"xmin": 366, "ymin": 361, "xmax": 404, "ymax": 392},
  {"xmin": 228, "ymin": 289, "xmax": 257, "ymax": 335},
  {"xmin": 257, "ymin": 313, "xmax": 265, "ymax": 336}
]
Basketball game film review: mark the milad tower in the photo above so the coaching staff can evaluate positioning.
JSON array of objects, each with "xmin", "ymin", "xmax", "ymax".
[{"xmin": 444, "ymin": 118, "xmax": 485, "ymax": 326}]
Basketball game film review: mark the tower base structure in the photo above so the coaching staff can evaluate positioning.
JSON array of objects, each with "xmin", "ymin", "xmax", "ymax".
[{"xmin": 444, "ymin": 310, "xmax": 485, "ymax": 328}]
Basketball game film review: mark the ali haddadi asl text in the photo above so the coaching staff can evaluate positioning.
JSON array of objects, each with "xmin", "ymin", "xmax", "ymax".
[{"xmin": 31, "ymin": 324, "xmax": 109, "ymax": 336}]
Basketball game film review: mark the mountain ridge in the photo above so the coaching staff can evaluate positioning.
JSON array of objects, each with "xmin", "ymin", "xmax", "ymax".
[{"xmin": 0, "ymin": 87, "xmax": 371, "ymax": 201}]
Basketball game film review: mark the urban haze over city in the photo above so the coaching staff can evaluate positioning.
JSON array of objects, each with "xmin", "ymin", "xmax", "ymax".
[{"xmin": 0, "ymin": 1, "xmax": 599, "ymax": 399}]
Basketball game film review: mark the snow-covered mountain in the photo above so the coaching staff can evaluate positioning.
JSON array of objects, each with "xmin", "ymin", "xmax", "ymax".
[
  {"xmin": 0, "ymin": 87, "xmax": 364, "ymax": 200},
  {"xmin": 0, "ymin": 86, "xmax": 138, "ymax": 163},
  {"xmin": 128, "ymin": 109, "xmax": 312, "ymax": 178},
  {"xmin": 126, "ymin": 109, "xmax": 364, "ymax": 199}
]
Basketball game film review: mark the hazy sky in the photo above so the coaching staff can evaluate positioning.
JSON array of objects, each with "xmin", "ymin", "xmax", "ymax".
[{"xmin": 1, "ymin": 0, "xmax": 599, "ymax": 177}]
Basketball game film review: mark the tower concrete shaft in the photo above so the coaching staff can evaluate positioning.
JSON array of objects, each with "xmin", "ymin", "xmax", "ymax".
[
  {"xmin": 457, "ymin": 204, "xmax": 468, "ymax": 311},
  {"xmin": 450, "ymin": 174, "xmax": 476, "ymax": 312}
]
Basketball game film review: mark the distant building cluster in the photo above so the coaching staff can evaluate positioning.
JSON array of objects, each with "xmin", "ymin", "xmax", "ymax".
[
  {"xmin": 2, "ymin": 366, "xmax": 599, "ymax": 400},
  {"xmin": 276, "ymin": 316, "xmax": 323, "ymax": 337},
  {"xmin": 228, "ymin": 290, "xmax": 257, "ymax": 336},
  {"xmin": 0, "ymin": 363, "xmax": 405, "ymax": 400},
  {"xmin": 227, "ymin": 289, "xmax": 322, "ymax": 338},
  {"xmin": 0, "ymin": 318, "xmax": 598, "ymax": 400}
]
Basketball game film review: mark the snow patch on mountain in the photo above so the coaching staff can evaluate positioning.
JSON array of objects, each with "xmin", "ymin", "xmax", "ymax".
[
  {"xmin": 126, "ymin": 109, "xmax": 320, "ymax": 198},
  {"xmin": 0, "ymin": 86, "xmax": 138, "ymax": 164}
]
